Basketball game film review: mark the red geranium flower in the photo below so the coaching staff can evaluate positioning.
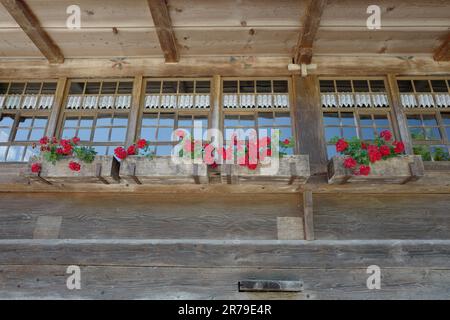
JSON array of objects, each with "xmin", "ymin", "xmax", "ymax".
[
  {"xmin": 39, "ymin": 136, "xmax": 49, "ymax": 145},
  {"xmin": 361, "ymin": 142, "xmax": 367, "ymax": 150},
  {"xmin": 283, "ymin": 138, "xmax": 290, "ymax": 145},
  {"xmin": 343, "ymin": 157, "xmax": 357, "ymax": 169},
  {"xmin": 336, "ymin": 139, "xmax": 348, "ymax": 152},
  {"xmin": 359, "ymin": 165, "xmax": 371, "ymax": 176},
  {"xmin": 68, "ymin": 161, "xmax": 81, "ymax": 172},
  {"xmin": 368, "ymin": 145, "xmax": 382, "ymax": 163},
  {"xmin": 247, "ymin": 163, "xmax": 258, "ymax": 170},
  {"xmin": 72, "ymin": 137, "xmax": 80, "ymax": 145},
  {"xmin": 209, "ymin": 162, "xmax": 218, "ymax": 169},
  {"xmin": 56, "ymin": 148, "xmax": 65, "ymax": 155},
  {"xmin": 127, "ymin": 145, "xmax": 137, "ymax": 156},
  {"xmin": 114, "ymin": 147, "xmax": 128, "ymax": 160},
  {"xmin": 380, "ymin": 130, "xmax": 392, "ymax": 141},
  {"xmin": 379, "ymin": 145, "xmax": 391, "ymax": 157},
  {"xmin": 60, "ymin": 139, "xmax": 71, "ymax": 147},
  {"xmin": 137, "ymin": 139, "xmax": 147, "ymax": 149},
  {"xmin": 393, "ymin": 141, "xmax": 405, "ymax": 154},
  {"xmin": 63, "ymin": 144, "xmax": 73, "ymax": 155},
  {"xmin": 31, "ymin": 163, "xmax": 41, "ymax": 173}
]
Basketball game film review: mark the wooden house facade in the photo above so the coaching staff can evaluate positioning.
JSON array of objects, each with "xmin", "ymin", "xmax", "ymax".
[{"xmin": 0, "ymin": 0, "xmax": 449, "ymax": 299}]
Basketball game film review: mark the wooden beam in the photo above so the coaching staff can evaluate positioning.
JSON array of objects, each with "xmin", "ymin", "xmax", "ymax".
[
  {"xmin": 433, "ymin": 33, "xmax": 450, "ymax": 61},
  {"xmin": 126, "ymin": 75, "xmax": 144, "ymax": 146},
  {"xmin": 294, "ymin": 0, "xmax": 327, "ymax": 65},
  {"xmin": 0, "ymin": 0, "xmax": 64, "ymax": 64},
  {"xmin": 45, "ymin": 77, "xmax": 67, "ymax": 138},
  {"xmin": 303, "ymin": 190, "xmax": 314, "ymax": 240},
  {"xmin": 147, "ymin": 0, "xmax": 179, "ymax": 63}
]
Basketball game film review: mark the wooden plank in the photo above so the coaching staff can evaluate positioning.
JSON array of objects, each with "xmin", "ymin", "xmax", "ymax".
[
  {"xmin": 294, "ymin": 75, "xmax": 327, "ymax": 173},
  {"xmin": 1, "ymin": 265, "xmax": 449, "ymax": 299},
  {"xmin": 294, "ymin": 0, "xmax": 327, "ymax": 64},
  {"xmin": 45, "ymin": 77, "xmax": 67, "ymax": 138},
  {"xmin": 147, "ymin": 0, "xmax": 179, "ymax": 63},
  {"xmin": 314, "ymin": 194, "xmax": 450, "ymax": 240},
  {"xmin": 386, "ymin": 74, "xmax": 413, "ymax": 154},
  {"xmin": 303, "ymin": 191, "xmax": 314, "ymax": 240},
  {"xmin": 238, "ymin": 280, "xmax": 303, "ymax": 292},
  {"xmin": 434, "ymin": 33, "xmax": 450, "ymax": 61},
  {"xmin": 0, "ymin": 0, "xmax": 64, "ymax": 63},
  {"xmin": 125, "ymin": 75, "xmax": 143, "ymax": 146},
  {"xmin": 277, "ymin": 217, "xmax": 304, "ymax": 240},
  {"xmin": 33, "ymin": 216, "xmax": 61, "ymax": 239},
  {"xmin": 0, "ymin": 239, "xmax": 449, "ymax": 268}
]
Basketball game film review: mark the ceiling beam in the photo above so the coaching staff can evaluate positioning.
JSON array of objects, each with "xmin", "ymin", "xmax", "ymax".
[
  {"xmin": 147, "ymin": 0, "xmax": 179, "ymax": 63},
  {"xmin": 294, "ymin": 0, "xmax": 327, "ymax": 65},
  {"xmin": 0, "ymin": 0, "xmax": 64, "ymax": 64},
  {"xmin": 433, "ymin": 33, "xmax": 450, "ymax": 61}
]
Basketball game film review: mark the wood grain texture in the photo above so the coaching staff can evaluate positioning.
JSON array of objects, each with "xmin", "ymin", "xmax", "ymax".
[
  {"xmin": 294, "ymin": 0, "xmax": 327, "ymax": 64},
  {"xmin": 0, "ymin": 239, "xmax": 449, "ymax": 268},
  {"xmin": 1, "ymin": 265, "xmax": 449, "ymax": 299},
  {"xmin": 147, "ymin": 0, "xmax": 179, "ymax": 63},
  {"xmin": 434, "ymin": 33, "xmax": 450, "ymax": 61},
  {"xmin": 0, "ymin": 0, "xmax": 64, "ymax": 63},
  {"xmin": 303, "ymin": 191, "xmax": 314, "ymax": 240}
]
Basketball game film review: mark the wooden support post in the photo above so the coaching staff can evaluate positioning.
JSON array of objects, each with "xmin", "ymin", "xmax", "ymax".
[
  {"xmin": 95, "ymin": 163, "xmax": 109, "ymax": 185},
  {"xmin": 209, "ymin": 75, "xmax": 221, "ymax": 139},
  {"xmin": 386, "ymin": 74, "xmax": 413, "ymax": 155},
  {"xmin": 293, "ymin": 75, "xmax": 327, "ymax": 174},
  {"xmin": 126, "ymin": 75, "xmax": 144, "ymax": 146},
  {"xmin": 129, "ymin": 163, "xmax": 142, "ymax": 185},
  {"xmin": 46, "ymin": 77, "xmax": 67, "ymax": 138},
  {"xmin": 303, "ymin": 190, "xmax": 314, "ymax": 240}
]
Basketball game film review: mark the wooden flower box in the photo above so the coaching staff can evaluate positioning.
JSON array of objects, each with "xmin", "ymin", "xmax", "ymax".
[
  {"xmin": 327, "ymin": 155, "xmax": 425, "ymax": 184},
  {"xmin": 215, "ymin": 155, "xmax": 310, "ymax": 185},
  {"xmin": 119, "ymin": 156, "xmax": 208, "ymax": 184},
  {"xmin": 26, "ymin": 156, "xmax": 119, "ymax": 184}
]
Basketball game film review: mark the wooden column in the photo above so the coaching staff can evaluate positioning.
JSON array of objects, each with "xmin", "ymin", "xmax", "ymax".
[
  {"xmin": 293, "ymin": 75, "xmax": 327, "ymax": 174},
  {"xmin": 386, "ymin": 74, "xmax": 413, "ymax": 154},
  {"xmin": 45, "ymin": 77, "xmax": 67, "ymax": 138},
  {"xmin": 209, "ymin": 75, "xmax": 221, "ymax": 140},
  {"xmin": 303, "ymin": 190, "xmax": 314, "ymax": 240},
  {"xmin": 126, "ymin": 75, "xmax": 144, "ymax": 146}
]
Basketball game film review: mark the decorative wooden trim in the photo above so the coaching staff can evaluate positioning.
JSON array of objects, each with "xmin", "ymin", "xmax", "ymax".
[
  {"xmin": 386, "ymin": 74, "xmax": 414, "ymax": 155},
  {"xmin": 0, "ymin": 0, "xmax": 64, "ymax": 64},
  {"xmin": 433, "ymin": 33, "xmax": 450, "ymax": 62},
  {"xmin": 294, "ymin": 0, "xmax": 327, "ymax": 65},
  {"xmin": 303, "ymin": 190, "xmax": 314, "ymax": 241},
  {"xmin": 147, "ymin": 0, "xmax": 179, "ymax": 63}
]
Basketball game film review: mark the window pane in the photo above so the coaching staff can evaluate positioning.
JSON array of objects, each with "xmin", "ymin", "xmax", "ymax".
[
  {"xmin": 279, "ymin": 127, "xmax": 292, "ymax": 140},
  {"xmin": 157, "ymin": 127, "xmax": 173, "ymax": 141},
  {"xmin": 414, "ymin": 80, "xmax": 431, "ymax": 92},
  {"xmin": 96, "ymin": 115, "xmax": 112, "ymax": 126},
  {"xmin": 325, "ymin": 127, "xmax": 340, "ymax": 142},
  {"xmin": 33, "ymin": 117, "xmax": 48, "ymax": 127},
  {"xmin": 431, "ymin": 146, "xmax": 450, "ymax": 161},
  {"xmin": 319, "ymin": 80, "xmax": 335, "ymax": 93},
  {"xmin": 273, "ymin": 80, "xmax": 288, "ymax": 93},
  {"xmin": 69, "ymin": 82, "xmax": 85, "ymax": 94},
  {"xmin": 140, "ymin": 127, "xmax": 156, "ymax": 140},
  {"xmin": 101, "ymin": 82, "xmax": 117, "ymax": 94},
  {"xmin": 14, "ymin": 129, "xmax": 29, "ymax": 141},
  {"xmin": 336, "ymin": 80, "xmax": 352, "ymax": 92},
  {"xmin": 258, "ymin": 113, "xmax": 273, "ymax": 126},
  {"xmin": 256, "ymin": 80, "xmax": 271, "ymax": 93},
  {"xmin": 162, "ymin": 81, "xmax": 177, "ymax": 94},
  {"xmin": 342, "ymin": 127, "xmax": 357, "ymax": 139},
  {"xmin": 195, "ymin": 81, "xmax": 210, "ymax": 94},
  {"xmin": 179, "ymin": 81, "xmax": 194, "ymax": 94},
  {"xmin": 93, "ymin": 128, "xmax": 110, "ymax": 142},
  {"xmin": 0, "ymin": 83, "xmax": 9, "ymax": 94},
  {"xmin": 240, "ymin": 115, "xmax": 254, "ymax": 127},
  {"xmin": 77, "ymin": 129, "xmax": 91, "ymax": 141},
  {"xmin": 64, "ymin": 117, "xmax": 79, "ymax": 127},
  {"xmin": 18, "ymin": 118, "xmax": 32, "ymax": 128},
  {"xmin": 112, "ymin": 115, "xmax": 128, "ymax": 126},
  {"xmin": 398, "ymin": 80, "xmax": 413, "ymax": 93},
  {"xmin": 275, "ymin": 112, "xmax": 291, "ymax": 126},
  {"xmin": 110, "ymin": 127, "xmax": 127, "ymax": 142},
  {"xmin": 117, "ymin": 82, "xmax": 133, "ymax": 94},
  {"xmin": 446, "ymin": 127, "xmax": 450, "ymax": 140},
  {"xmin": 9, "ymin": 83, "xmax": 25, "ymax": 94},
  {"xmin": 194, "ymin": 115, "xmax": 208, "ymax": 128},
  {"xmin": 159, "ymin": 113, "xmax": 175, "ymax": 126},
  {"xmin": 142, "ymin": 114, "xmax": 158, "ymax": 126},
  {"xmin": 413, "ymin": 145, "xmax": 431, "ymax": 161},
  {"xmin": 23, "ymin": 146, "xmax": 39, "ymax": 162},
  {"xmin": 0, "ymin": 146, "xmax": 7, "ymax": 161},
  {"xmin": 369, "ymin": 80, "xmax": 386, "ymax": 92},
  {"xmin": 407, "ymin": 114, "xmax": 421, "ymax": 126},
  {"xmin": 361, "ymin": 127, "xmax": 375, "ymax": 140},
  {"xmin": 442, "ymin": 113, "xmax": 450, "ymax": 125},
  {"xmin": 327, "ymin": 145, "xmax": 337, "ymax": 158},
  {"xmin": 410, "ymin": 127, "xmax": 424, "ymax": 140},
  {"xmin": 353, "ymin": 80, "xmax": 369, "ymax": 92},
  {"xmin": 6, "ymin": 146, "xmax": 25, "ymax": 162},
  {"xmin": 80, "ymin": 117, "xmax": 94, "ymax": 127},
  {"xmin": 224, "ymin": 115, "xmax": 239, "ymax": 127},
  {"xmin": 95, "ymin": 146, "xmax": 108, "ymax": 156},
  {"xmin": 422, "ymin": 115, "xmax": 438, "ymax": 126},
  {"xmin": 85, "ymin": 82, "xmax": 101, "ymax": 94},
  {"xmin": 341, "ymin": 112, "xmax": 355, "ymax": 125},
  {"xmin": 178, "ymin": 115, "xmax": 192, "ymax": 127},
  {"xmin": 0, "ymin": 127, "xmax": 11, "ymax": 142},
  {"xmin": 359, "ymin": 114, "xmax": 373, "ymax": 126},
  {"xmin": 41, "ymin": 82, "xmax": 57, "ymax": 94},
  {"xmin": 25, "ymin": 82, "xmax": 41, "ymax": 94},
  {"xmin": 223, "ymin": 81, "xmax": 237, "ymax": 93},
  {"xmin": 146, "ymin": 81, "xmax": 161, "ymax": 94},
  {"xmin": 430, "ymin": 80, "xmax": 448, "ymax": 93},
  {"xmin": 323, "ymin": 112, "xmax": 339, "ymax": 125},
  {"xmin": 373, "ymin": 114, "xmax": 389, "ymax": 126},
  {"xmin": 424, "ymin": 127, "xmax": 441, "ymax": 140},
  {"xmin": 156, "ymin": 145, "xmax": 172, "ymax": 156},
  {"xmin": 239, "ymin": 80, "xmax": 254, "ymax": 93},
  {"xmin": 29, "ymin": 129, "xmax": 45, "ymax": 141},
  {"xmin": 62, "ymin": 129, "xmax": 76, "ymax": 139}
]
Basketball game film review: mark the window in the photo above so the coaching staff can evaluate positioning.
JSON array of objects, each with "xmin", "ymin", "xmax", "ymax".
[
  {"xmin": 0, "ymin": 81, "xmax": 56, "ymax": 162},
  {"xmin": 399, "ymin": 77, "xmax": 450, "ymax": 161},
  {"xmin": 140, "ymin": 78, "xmax": 211, "ymax": 156},
  {"xmin": 222, "ymin": 78, "xmax": 293, "ymax": 154},
  {"xmin": 320, "ymin": 78, "xmax": 394, "ymax": 159},
  {"xmin": 60, "ymin": 79, "xmax": 133, "ymax": 155}
]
